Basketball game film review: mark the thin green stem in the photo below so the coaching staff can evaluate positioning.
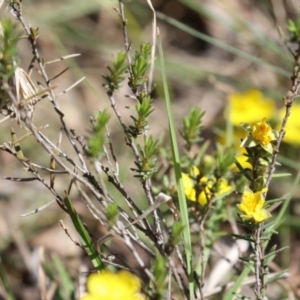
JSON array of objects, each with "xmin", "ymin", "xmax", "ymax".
[{"xmin": 157, "ymin": 29, "xmax": 194, "ymax": 299}]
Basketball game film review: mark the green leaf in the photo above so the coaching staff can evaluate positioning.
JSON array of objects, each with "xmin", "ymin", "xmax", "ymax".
[
  {"xmin": 158, "ymin": 31, "xmax": 194, "ymax": 298},
  {"xmin": 64, "ymin": 194, "xmax": 104, "ymax": 271},
  {"xmin": 168, "ymin": 221, "xmax": 185, "ymax": 248},
  {"xmin": 152, "ymin": 254, "xmax": 168, "ymax": 293},
  {"xmin": 52, "ymin": 254, "xmax": 74, "ymax": 299},
  {"xmin": 240, "ymin": 122, "xmax": 251, "ymax": 132},
  {"xmin": 264, "ymin": 246, "xmax": 289, "ymax": 266},
  {"xmin": 180, "ymin": 107, "xmax": 205, "ymax": 149},
  {"xmin": 240, "ymin": 136, "xmax": 257, "ymax": 148},
  {"xmin": 0, "ymin": 256, "xmax": 15, "ymax": 300},
  {"xmin": 271, "ymin": 173, "xmax": 291, "ymax": 178},
  {"xmin": 231, "ymin": 234, "xmax": 255, "ymax": 243},
  {"xmin": 132, "ymin": 136, "xmax": 159, "ymax": 180},
  {"xmin": 86, "ymin": 110, "xmax": 110, "ymax": 158},
  {"xmin": 240, "ymin": 259, "xmax": 255, "ymax": 273},
  {"xmin": 102, "ymin": 52, "xmax": 128, "ymax": 91},
  {"xmin": 265, "ymin": 269, "xmax": 289, "ymax": 284},
  {"xmin": 232, "ymin": 293, "xmax": 251, "ymax": 300},
  {"xmin": 105, "ymin": 203, "xmax": 119, "ymax": 226},
  {"xmin": 222, "ymin": 267, "xmax": 250, "ymax": 300},
  {"xmin": 266, "ymin": 196, "xmax": 285, "ymax": 204},
  {"xmin": 287, "ymin": 19, "xmax": 296, "ymax": 33}
]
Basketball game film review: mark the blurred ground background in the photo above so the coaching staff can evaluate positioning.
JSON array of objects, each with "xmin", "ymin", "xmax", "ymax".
[{"xmin": 0, "ymin": 0, "xmax": 300, "ymax": 299}]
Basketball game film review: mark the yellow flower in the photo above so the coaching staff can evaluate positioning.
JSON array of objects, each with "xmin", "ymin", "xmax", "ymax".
[
  {"xmin": 251, "ymin": 118, "xmax": 276, "ymax": 148},
  {"xmin": 235, "ymin": 151, "xmax": 252, "ymax": 170},
  {"xmin": 237, "ymin": 187, "xmax": 271, "ymax": 223},
  {"xmin": 182, "ymin": 166, "xmax": 232, "ymax": 206},
  {"xmin": 80, "ymin": 270, "xmax": 145, "ymax": 300},
  {"xmin": 228, "ymin": 89, "xmax": 276, "ymax": 126},
  {"xmin": 217, "ymin": 129, "xmax": 252, "ymax": 171},
  {"xmin": 279, "ymin": 104, "xmax": 300, "ymax": 145}
]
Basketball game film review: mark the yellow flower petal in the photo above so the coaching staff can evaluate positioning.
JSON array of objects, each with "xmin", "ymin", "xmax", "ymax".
[
  {"xmin": 80, "ymin": 295, "xmax": 99, "ymax": 300},
  {"xmin": 198, "ymin": 189, "xmax": 210, "ymax": 206},
  {"xmin": 279, "ymin": 104, "xmax": 300, "ymax": 144},
  {"xmin": 82, "ymin": 270, "xmax": 145, "ymax": 300},
  {"xmin": 218, "ymin": 178, "xmax": 233, "ymax": 195},
  {"xmin": 228, "ymin": 89, "xmax": 276, "ymax": 126},
  {"xmin": 118, "ymin": 270, "xmax": 142, "ymax": 294},
  {"xmin": 251, "ymin": 118, "xmax": 275, "ymax": 148},
  {"xmin": 237, "ymin": 187, "xmax": 271, "ymax": 223},
  {"xmin": 87, "ymin": 271, "xmax": 113, "ymax": 297},
  {"xmin": 191, "ymin": 166, "xmax": 200, "ymax": 176},
  {"xmin": 182, "ymin": 167, "xmax": 232, "ymax": 205},
  {"xmin": 235, "ymin": 152, "xmax": 252, "ymax": 170},
  {"xmin": 182, "ymin": 172, "xmax": 196, "ymax": 202}
]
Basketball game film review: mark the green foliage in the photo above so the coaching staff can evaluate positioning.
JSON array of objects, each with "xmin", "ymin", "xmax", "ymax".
[
  {"xmin": 0, "ymin": 19, "xmax": 20, "ymax": 79},
  {"xmin": 1, "ymin": 1, "xmax": 298, "ymax": 299},
  {"xmin": 233, "ymin": 293, "xmax": 251, "ymax": 300},
  {"xmin": 0, "ymin": 256, "xmax": 15, "ymax": 300},
  {"xmin": 51, "ymin": 254, "xmax": 75, "ymax": 299},
  {"xmin": 180, "ymin": 107, "xmax": 205, "ymax": 150},
  {"xmin": 167, "ymin": 221, "xmax": 185, "ymax": 251},
  {"xmin": 64, "ymin": 194, "xmax": 104, "ymax": 271},
  {"xmin": 223, "ymin": 268, "xmax": 250, "ymax": 300},
  {"xmin": 199, "ymin": 154, "xmax": 216, "ymax": 176},
  {"xmin": 29, "ymin": 26, "xmax": 40, "ymax": 41},
  {"xmin": 128, "ymin": 91, "xmax": 154, "ymax": 138},
  {"xmin": 265, "ymin": 269, "xmax": 288, "ymax": 285},
  {"xmin": 0, "ymin": 19, "xmax": 20, "ymax": 109},
  {"xmin": 157, "ymin": 31, "xmax": 194, "ymax": 297},
  {"xmin": 86, "ymin": 110, "xmax": 110, "ymax": 158},
  {"xmin": 102, "ymin": 52, "xmax": 128, "ymax": 92},
  {"xmin": 287, "ymin": 18, "xmax": 300, "ymax": 42},
  {"xmin": 132, "ymin": 136, "xmax": 158, "ymax": 181},
  {"xmin": 105, "ymin": 203, "xmax": 119, "ymax": 227},
  {"xmin": 238, "ymin": 146, "xmax": 273, "ymax": 191},
  {"xmin": 239, "ymin": 256, "xmax": 255, "ymax": 273},
  {"xmin": 215, "ymin": 146, "xmax": 236, "ymax": 177},
  {"xmin": 151, "ymin": 254, "xmax": 168, "ymax": 296},
  {"xmin": 128, "ymin": 42, "xmax": 151, "ymax": 93},
  {"xmin": 253, "ymin": 175, "xmax": 265, "ymax": 191}
]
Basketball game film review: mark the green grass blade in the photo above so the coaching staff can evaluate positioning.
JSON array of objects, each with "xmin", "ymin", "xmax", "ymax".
[
  {"xmin": 278, "ymin": 154, "xmax": 300, "ymax": 169},
  {"xmin": 0, "ymin": 255, "xmax": 15, "ymax": 300},
  {"xmin": 223, "ymin": 267, "xmax": 250, "ymax": 300},
  {"xmin": 265, "ymin": 269, "xmax": 289, "ymax": 284},
  {"xmin": 52, "ymin": 254, "xmax": 74, "ymax": 299},
  {"xmin": 157, "ymin": 30, "xmax": 194, "ymax": 299},
  {"xmin": 157, "ymin": 12, "xmax": 290, "ymax": 78},
  {"xmin": 268, "ymin": 168, "xmax": 300, "ymax": 234},
  {"xmin": 271, "ymin": 173, "xmax": 291, "ymax": 178},
  {"xmin": 64, "ymin": 195, "xmax": 104, "ymax": 271}
]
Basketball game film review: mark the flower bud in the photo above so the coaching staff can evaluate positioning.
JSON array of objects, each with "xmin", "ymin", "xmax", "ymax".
[
  {"xmin": 199, "ymin": 155, "xmax": 215, "ymax": 175},
  {"xmin": 253, "ymin": 176, "xmax": 266, "ymax": 192}
]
